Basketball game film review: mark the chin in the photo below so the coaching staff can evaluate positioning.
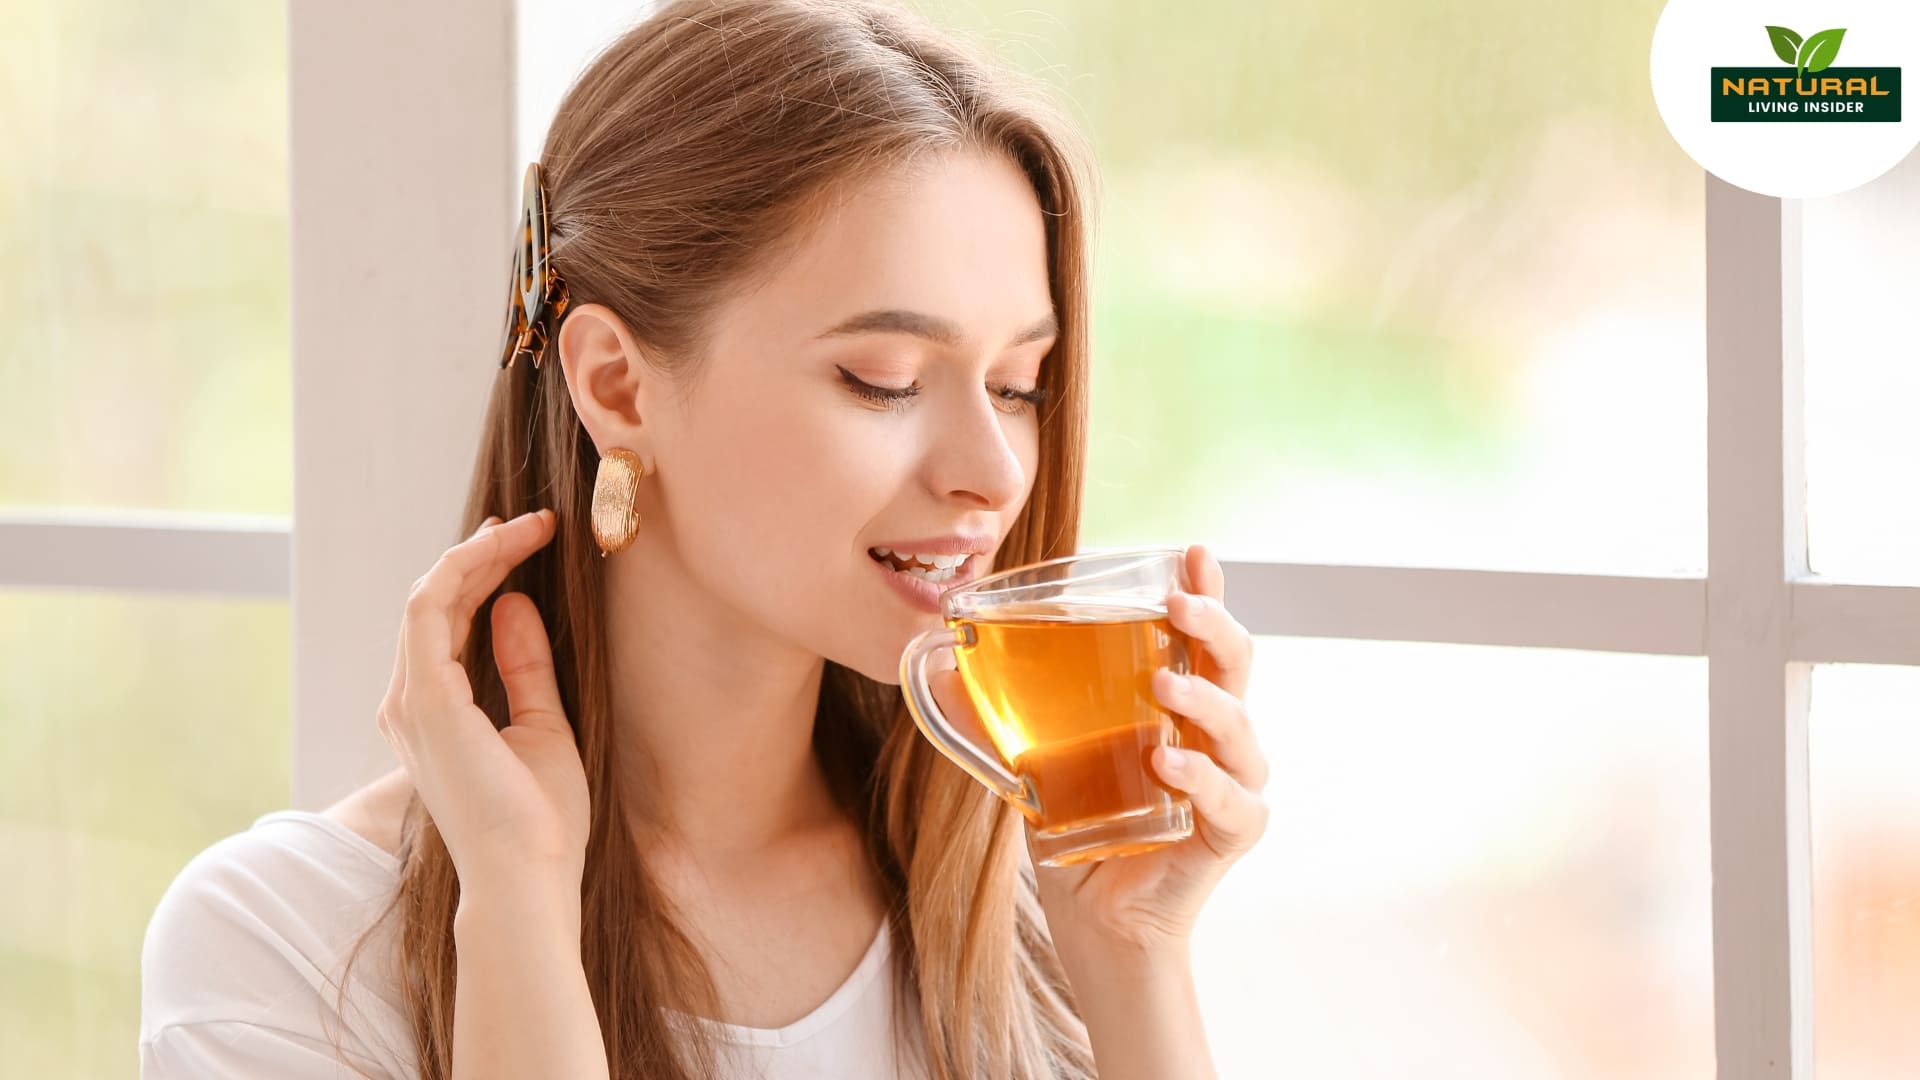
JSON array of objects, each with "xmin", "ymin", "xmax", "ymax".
[
  {"xmin": 840, "ymin": 645, "xmax": 907, "ymax": 687},
  {"xmin": 824, "ymin": 584, "xmax": 952, "ymax": 687},
  {"xmin": 825, "ymin": 625, "xmax": 930, "ymax": 687}
]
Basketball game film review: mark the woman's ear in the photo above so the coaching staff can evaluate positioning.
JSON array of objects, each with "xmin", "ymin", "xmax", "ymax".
[{"xmin": 555, "ymin": 302, "xmax": 655, "ymax": 465}]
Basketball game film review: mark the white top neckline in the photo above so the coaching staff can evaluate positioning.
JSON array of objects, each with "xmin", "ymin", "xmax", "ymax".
[
  {"xmin": 666, "ymin": 910, "xmax": 893, "ymax": 1047},
  {"xmin": 250, "ymin": 808, "xmax": 895, "ymax": 1048}
]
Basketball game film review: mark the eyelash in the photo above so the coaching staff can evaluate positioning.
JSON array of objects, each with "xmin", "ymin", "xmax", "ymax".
[{"xmin": 836, "ymin": 365, "xmax": 1050, "ymax": 413}]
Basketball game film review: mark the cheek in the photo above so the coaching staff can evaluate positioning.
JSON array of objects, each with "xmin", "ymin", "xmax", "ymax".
[
  {"xmin": 736, "ymin": 403, "xmax": 896, "ymax": 526},
  {"xmin": 678, "ymin": 394, "xmax": 901, "ymax": 596}
]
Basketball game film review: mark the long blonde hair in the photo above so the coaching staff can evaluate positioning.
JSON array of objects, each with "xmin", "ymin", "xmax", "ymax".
[{"xmin": 335, "ymin": 1, "xmax": 1101, "ymax": 1076}]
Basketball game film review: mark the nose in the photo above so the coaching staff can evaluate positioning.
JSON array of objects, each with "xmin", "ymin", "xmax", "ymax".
[{"xmin": 927, "ymin": 388, "xmax": 1031, "ymax": 511}]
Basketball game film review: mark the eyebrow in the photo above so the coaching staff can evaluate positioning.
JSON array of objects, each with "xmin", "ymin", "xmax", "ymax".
[{"xmin": 813, "ymin": 308, "xmax": 1060, "ymax": 350}]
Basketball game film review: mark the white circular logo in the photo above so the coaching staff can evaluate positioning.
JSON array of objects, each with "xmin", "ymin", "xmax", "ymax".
[{"xmin": 1651, "ymin": 0, "xmax": 1920, "ymax": 197}]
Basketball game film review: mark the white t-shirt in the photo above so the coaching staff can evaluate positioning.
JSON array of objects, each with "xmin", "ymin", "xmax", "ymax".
[{"xmin": 139, "ymin": 809, "xmax": 933, "ymax": 1079}]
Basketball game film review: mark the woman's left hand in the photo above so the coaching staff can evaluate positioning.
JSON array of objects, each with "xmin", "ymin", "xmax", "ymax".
[{"xmin": 1031, "ymin": 544, "xmax": 1269, "ymax": 961}]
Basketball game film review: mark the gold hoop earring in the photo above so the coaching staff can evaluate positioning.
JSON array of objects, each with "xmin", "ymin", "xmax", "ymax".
[{"xmin": 591, "ymin": 448, "xmax": 646, "ymax": 557}]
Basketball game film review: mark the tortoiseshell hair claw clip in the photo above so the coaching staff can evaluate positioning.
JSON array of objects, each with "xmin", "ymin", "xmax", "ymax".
[{"xmin": 498, "ymin": 162, "xmax": 570, "ymax": 371}]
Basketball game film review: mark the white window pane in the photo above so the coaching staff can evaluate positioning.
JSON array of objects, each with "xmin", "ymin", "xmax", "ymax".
[
  {"xmin": 922, "ymin": 2, "xmax": 1704, "ymax": 576},
  {"xmin": 0, "ymin": 1, "xmax": 290, "ymax": 515},
  {"xmin": 0, "ymin": 590, "xmax": 290, "ymax": 1077},
  {"xmin": 1812, "ymin": 663, "xmax": 1920, "ymax": 1078},
  {"xmin": 1196, "ymin": 637, "xmax": 1711, "ymax": 1077},
  {"xmin": 1804, "ymin": 151, "xmax": 1920, "ymax": 586}
]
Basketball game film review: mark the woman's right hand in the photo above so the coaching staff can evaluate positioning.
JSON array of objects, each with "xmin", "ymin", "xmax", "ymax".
[{"xmin": 375, "ymin": 508, "xmax": 590, "ymax": 902}]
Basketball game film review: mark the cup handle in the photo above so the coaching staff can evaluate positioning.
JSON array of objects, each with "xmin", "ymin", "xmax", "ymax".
[{"xmin": 899, "ymin": 623, "xmax": 1043, "ymax": 820}]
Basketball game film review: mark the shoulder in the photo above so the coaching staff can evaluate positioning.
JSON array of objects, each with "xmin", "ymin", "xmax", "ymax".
[
  {"xmin": 318, "ymin": 765, "xmax": 414, "ymax": 861},
  {"xmin": 139, "ymin": 771, "xmax": 417, "ymax": 1078}
]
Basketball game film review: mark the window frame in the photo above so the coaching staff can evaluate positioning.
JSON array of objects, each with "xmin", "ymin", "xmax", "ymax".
[{"xmin": 1, "ymin": 3, "xmax": 1914, "ymax": 1073}]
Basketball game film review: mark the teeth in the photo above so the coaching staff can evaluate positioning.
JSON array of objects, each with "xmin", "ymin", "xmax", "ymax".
[
  {"xmin": 872, "ymin": 547, "xmax": 969, "ymax": 570},
  {"xmin": 903, "ymin": 564, "xmax": 960, "ymax": 583}
]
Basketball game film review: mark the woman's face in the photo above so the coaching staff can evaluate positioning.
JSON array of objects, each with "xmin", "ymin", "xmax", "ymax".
[{"xmin": 639, "ymin": 148, "xmax": 1058, "ymax": 683}]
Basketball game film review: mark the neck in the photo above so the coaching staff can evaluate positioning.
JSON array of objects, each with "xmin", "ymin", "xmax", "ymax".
[{"xmin": 601, "ymin": 530, "xmax": 843, "ymax": 859}]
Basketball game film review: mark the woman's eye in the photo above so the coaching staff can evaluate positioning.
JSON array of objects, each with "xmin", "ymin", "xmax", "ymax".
[
  {"xmin": 837, "ymin": 365, "xmax": 920, "ymax": 407},
  {"xmin": 835, "ymin": 365, "xmax": 1049, "ymax": 414},
  {"xmin": 993, "ymin": 384, "xmax": 1050, "ymax": 412}
]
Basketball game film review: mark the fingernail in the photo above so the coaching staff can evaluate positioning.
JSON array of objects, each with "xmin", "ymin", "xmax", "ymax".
[
  {"xmin": 1160, "ymin": 669, "xmax": 1189, "ymax": 695},
  {"xmin": 1159, "ymin": 746, "xmax": 1192, "ymax": 774}
]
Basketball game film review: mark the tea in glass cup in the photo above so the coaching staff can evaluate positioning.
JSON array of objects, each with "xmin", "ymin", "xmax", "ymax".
[{"xmin": 899, "ymin": 548, "xmax": 1196, "ymax": 867}]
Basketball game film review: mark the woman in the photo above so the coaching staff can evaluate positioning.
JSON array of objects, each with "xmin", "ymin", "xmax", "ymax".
[{"xmin": 139, "ymin": 1, "xmax": 1269, "ymax": 1077}]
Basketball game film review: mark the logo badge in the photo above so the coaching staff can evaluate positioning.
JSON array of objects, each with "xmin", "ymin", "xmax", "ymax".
[
  {"xmin": 1652, "ymin": 0, "xmax": 1920, "ymax": 196},
  {"xmin": 1708, "ymin": 26, "xmax": 1902, "ymax": 123}
]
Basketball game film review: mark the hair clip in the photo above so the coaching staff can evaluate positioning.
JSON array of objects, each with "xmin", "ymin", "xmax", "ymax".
[{"xmin": 498, "ymin": 162, "xmax": 571, "ymax": 371}]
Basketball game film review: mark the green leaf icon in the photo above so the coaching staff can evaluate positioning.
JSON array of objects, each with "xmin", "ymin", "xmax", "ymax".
[
  {"xmin": 1798, "ymin": 27, "xmax": 1846, "ymax": 76},
  {"xmin": 1765, "ymin": 25, "xmax": 1803, "ymax": 65}
]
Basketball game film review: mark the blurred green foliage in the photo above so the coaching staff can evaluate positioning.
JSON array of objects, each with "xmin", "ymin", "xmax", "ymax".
[
  {"xmin": 0, "ymin": 0, "xmax": 291, "ymax": 514},
  {"xmin": 0, "ymin": 591, "xmax": 290, "ymax": 1077},
  {"xmin": 924, "ymin": 0, "xmax": 1681, "ymax": 189},
  {"xmin": 920, "ymin": 0, "xmax": 1693, "ymax": 548}
]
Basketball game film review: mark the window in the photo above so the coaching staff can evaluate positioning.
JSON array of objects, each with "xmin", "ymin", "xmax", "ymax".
[{"xmin": 0, "ymin": 2, "xmax": 290, "ymax": 1076}]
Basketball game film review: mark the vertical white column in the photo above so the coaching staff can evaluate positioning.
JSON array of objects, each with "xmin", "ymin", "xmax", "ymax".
[
  {"xmin": 288, "ymin": 0, "xmax": 516, "ymax": 808},
  {"xmin": 1704, "ymin": 174, "xmax": 1812, "ymax": 1078}
]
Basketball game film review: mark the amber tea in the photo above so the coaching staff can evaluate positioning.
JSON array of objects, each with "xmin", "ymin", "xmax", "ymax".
[
  {"xmin": 900, "ymin": 548, "xmax": 1198, "ymax": 867},
  {"xmin": 957, "ymin": 600, "xmax": 1193, "ymax": 858}
]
